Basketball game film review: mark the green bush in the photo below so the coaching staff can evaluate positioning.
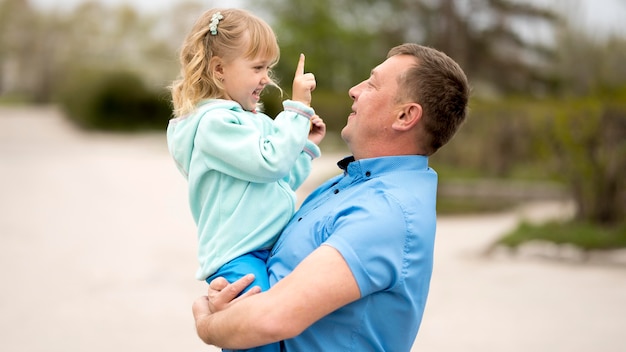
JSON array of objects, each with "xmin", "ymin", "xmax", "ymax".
[{"xmin": 57, "ymin": 69, "xmax": 172, "ymax": 131}]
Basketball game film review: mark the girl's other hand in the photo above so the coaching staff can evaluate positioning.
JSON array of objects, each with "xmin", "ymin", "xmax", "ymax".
[{"xmin": 308, "ymin": 114, "xmax": 326, "ymax": 145}]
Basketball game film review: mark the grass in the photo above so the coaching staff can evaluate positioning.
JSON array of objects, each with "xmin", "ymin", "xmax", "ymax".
[
  {"xmin": 496, "ymin": 220, "xmax": 626, "ymax": 251},
  {"xmin": 437, "ymin": 196, "xmax": 517, "ymax": 215}
]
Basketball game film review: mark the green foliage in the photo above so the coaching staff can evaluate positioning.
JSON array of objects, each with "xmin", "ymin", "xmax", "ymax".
[
  {"xmin": 435, "ymin": 94, "xmax": 626, "ymax": 226},
  {"xmin": 261, "ymin": 88, "xmax": 352, "ymax": 134},
  {"xmin": 57, "ymin": 69, "xmax": 172, "ymax": 131},
  {"xmin": 546, "ymin": 98, "xmax": 626, "ymax": 224},
  {"xmin": 252, "ymin": 0, "xmax": 389, "ymax": 94},
  {"xmin": 253, "ymin": 0, "xmax": 561, "ymax": 96},
  {"xmin": 432, "ymin": 97, "xmax": 555, "ymax": 179},
  {"xmin": 497, "ymin": 220, "xmax": 626, "ymax": 251}
]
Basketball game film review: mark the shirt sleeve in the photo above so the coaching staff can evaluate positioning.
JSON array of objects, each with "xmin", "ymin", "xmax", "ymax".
[{"xmin": 322, "ymin": 193, "xmax": 409, "ymax": 297}]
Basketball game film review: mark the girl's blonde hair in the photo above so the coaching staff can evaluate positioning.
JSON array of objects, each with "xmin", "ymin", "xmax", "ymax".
[{"xmin": 171, "ymin": 8, "xmax": 280, "ymax": 117}]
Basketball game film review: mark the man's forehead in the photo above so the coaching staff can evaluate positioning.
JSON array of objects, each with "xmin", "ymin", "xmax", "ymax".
[
  {"xmin": 371, "ymin": 58, "xmax": 402, "ymax": 80},
  {"xmin": 370, "ymin": 61, "xmax": 388, "ymax": 78}
]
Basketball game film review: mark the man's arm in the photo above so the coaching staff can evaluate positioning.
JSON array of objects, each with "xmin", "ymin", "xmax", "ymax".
[{"xmin": 192, "ymin": 244, "xmax": 361, "ymax": 349}]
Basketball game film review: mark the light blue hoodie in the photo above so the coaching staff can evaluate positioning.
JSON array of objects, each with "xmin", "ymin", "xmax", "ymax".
[{"xmin": 167, "ymin": 99, "xmax": 320, "ymax": 280}]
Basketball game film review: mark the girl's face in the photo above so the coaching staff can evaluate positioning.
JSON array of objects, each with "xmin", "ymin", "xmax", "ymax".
[{"xmin": 220, "ymin": 55, "xmax": 274, "ymax": 111}]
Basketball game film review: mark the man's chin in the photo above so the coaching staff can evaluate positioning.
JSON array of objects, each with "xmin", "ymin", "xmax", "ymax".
[{"xmin": 340, "ymin": 128, "xmax": 349, "ymax": 142}]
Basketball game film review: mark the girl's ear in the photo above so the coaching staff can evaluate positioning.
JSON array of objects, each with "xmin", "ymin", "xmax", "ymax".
[
  {"xmin": 210, "ymin": 56, "xmax": 224, "ymax": 79},
  {"xmin": 392, "ymin": 103, "xmax": 422, "ymax": 131}
]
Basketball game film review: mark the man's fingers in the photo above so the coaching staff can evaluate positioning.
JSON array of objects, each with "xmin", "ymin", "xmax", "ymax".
[
  {"xmin": 206, "ymin": 274, "xmax": 256, "ymax": 313},
  {"xmin": 233, "ymin": 285, "xmax": 261, "ymax": 303},
  {"xmin": 192, "ymin": 295, "xmax": 210, "ymax": 319},
  {"xmin": 222, "ymin": 274, "xmax": 255, "ymax": 300},
  {"xmin": 295, "ymin": 53, "xmax": 305, "ymax": 77},
  {"xmin": 208, "ymin": 277, "xmax": 229, "ymax": 291}
]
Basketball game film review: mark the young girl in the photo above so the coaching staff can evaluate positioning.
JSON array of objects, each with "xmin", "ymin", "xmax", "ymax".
[{"xmin": 167, "ymin": 8, "xmax": 325, "ymax": 350}]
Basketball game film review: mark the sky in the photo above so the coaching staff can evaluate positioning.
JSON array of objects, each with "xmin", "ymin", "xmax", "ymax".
[
  {"xmin": 30, "ymin": 0, "xmax": 626, "ymax": 38},
  {"xmin": 522, "ymin": 0, "xmax": 626, "ymax": 37}
]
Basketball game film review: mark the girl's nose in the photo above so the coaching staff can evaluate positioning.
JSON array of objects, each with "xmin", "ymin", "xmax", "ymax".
[{"xmin": 261, "ymin": 71, "xmax": 270, "ymax": 84}]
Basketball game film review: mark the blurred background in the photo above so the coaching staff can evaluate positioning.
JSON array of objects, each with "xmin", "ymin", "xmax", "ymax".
[
  {"xmin": 2, "ymin": 0, "xmax": 625, "ymax": 227},
  {"xmin": 0, "ymin": 0, "xmax": 625, "ymax": 351}
]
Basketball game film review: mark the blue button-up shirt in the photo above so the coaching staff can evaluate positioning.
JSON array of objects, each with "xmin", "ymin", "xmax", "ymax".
[{"xmin": 269, "ymin": 155, "xmax": 438, "ymax": 352}]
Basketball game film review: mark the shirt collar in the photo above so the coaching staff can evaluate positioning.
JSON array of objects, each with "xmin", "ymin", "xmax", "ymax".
[{"xmin": 338, "ymin": 155, "xmax": 430, "ymax": 178}]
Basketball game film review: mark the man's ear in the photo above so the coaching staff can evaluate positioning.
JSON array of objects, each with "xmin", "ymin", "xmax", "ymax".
[{"xmin": 392, "ymin": 103, "xmax": 422, "ymax": 131}]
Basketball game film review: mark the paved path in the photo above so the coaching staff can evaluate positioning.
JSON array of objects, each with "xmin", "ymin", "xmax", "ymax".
[{"xmin": 1, "ymin": 106, "xmax": 624, "ymax": 352}]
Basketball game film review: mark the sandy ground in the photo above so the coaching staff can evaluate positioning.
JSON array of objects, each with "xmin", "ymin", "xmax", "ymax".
[{"xmin": 1, "ymin": 106, "xmax": 625, "ymax": 352}]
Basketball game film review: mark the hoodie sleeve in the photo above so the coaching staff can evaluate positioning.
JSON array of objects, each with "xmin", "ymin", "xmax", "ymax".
[
  {"xmin": 282, "ymin": 140, "xmax": 321, "ymax": 190},
  {"xmin": 194, "ymin": 100, "xmax": 314, "ymax": 183}
]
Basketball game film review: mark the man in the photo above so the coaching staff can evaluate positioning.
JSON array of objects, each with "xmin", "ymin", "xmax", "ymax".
[{"xmin": 192, "ymin": 43, "xmax": 469, "ymax": 351}]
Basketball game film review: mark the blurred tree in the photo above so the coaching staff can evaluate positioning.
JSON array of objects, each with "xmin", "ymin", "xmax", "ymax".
[
  {"xmin": 427, "ymin": 0, "xmax": 560, "ymax": 95},
  {"xmin": 548, "ymin": 100, "xmax": 625, "ymax": 226},
  {"xmin": 54, "ymin": 2, "xmax": 174, "ymax": 88},
  {"xmin": 252, "ymin": 0, "xmax": 560, "ymax": 97},
  {"xmin": 248, "ymin": 0, "xmax": 388, "ymax": 132},
  {"xmin": 253, "ymin": 0, "xmax": 385, "ymax": 94},
  {"xmin": 0, "ymin": 0, "xmax": 43, "ymax": 100},
  {"xmin": 0, "ymin": 0, "xmax": 180, "ymax": 103},
  {"xmin": 553, "ymin": 28, "xmax": 626, "ymax": 97},
  {"xmin": 249, "ymin": 0, "xmax": 564, "ymax": 138},
  {"xmin": 155, "ymin": 0, "xmax": 213, "ymax": 93},
  {"xmin": 545, "ymin": 26, "xmax": 626, "ymax": 226}
]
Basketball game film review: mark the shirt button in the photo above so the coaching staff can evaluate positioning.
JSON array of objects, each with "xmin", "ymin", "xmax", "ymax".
[
  {"xmin": 333, "ymin": 189, "xmax": 339, "ymax": 194},
  {"xmin": 365, "ymin": 171, "xmax": 371, "ymax": 177}
]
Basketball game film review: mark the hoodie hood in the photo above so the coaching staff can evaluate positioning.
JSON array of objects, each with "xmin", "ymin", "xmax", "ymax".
[{"xmin": 166, "ymin": 99, "xmax": 243, "ymax": 178}]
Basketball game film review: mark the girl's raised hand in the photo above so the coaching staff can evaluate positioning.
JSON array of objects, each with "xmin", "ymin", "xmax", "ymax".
[{"xmin": 292, "ymin": 54, "xmax": 316, "ymax": 106}]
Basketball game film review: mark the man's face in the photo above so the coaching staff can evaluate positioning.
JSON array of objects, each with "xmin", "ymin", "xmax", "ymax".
[{"xmin": 342, "ymin": 55, "xmax": 415, "ymax": 158}]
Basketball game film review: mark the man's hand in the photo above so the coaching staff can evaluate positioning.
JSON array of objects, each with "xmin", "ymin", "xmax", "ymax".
[
  {"xmin": 292, "ymin": 54, "xmax": 316, "ymax": 106},
  {"xmin": 192, "ymin": 275, "xmax": 260, "ymax": 329},
  {"xmin": 194, "ymin": 274, "xmax": 260, "ymax": 316},
  {"xmin": 191, "ymin": 246, "xmax": 361, "ymax": 347},
  {"xmin": 192, "ymin": 274, "xmax": 261, "ymax": 344}
]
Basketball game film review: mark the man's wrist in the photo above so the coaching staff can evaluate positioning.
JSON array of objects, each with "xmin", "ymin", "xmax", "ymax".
[{"xmin": 194, "ymin": 313, "xmax": 213, "ymax": 344}]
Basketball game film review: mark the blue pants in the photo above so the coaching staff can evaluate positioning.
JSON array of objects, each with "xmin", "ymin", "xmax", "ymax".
[{"xmin": 206, "ymin": 250, "xmax": 280, "ymax": 352}]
